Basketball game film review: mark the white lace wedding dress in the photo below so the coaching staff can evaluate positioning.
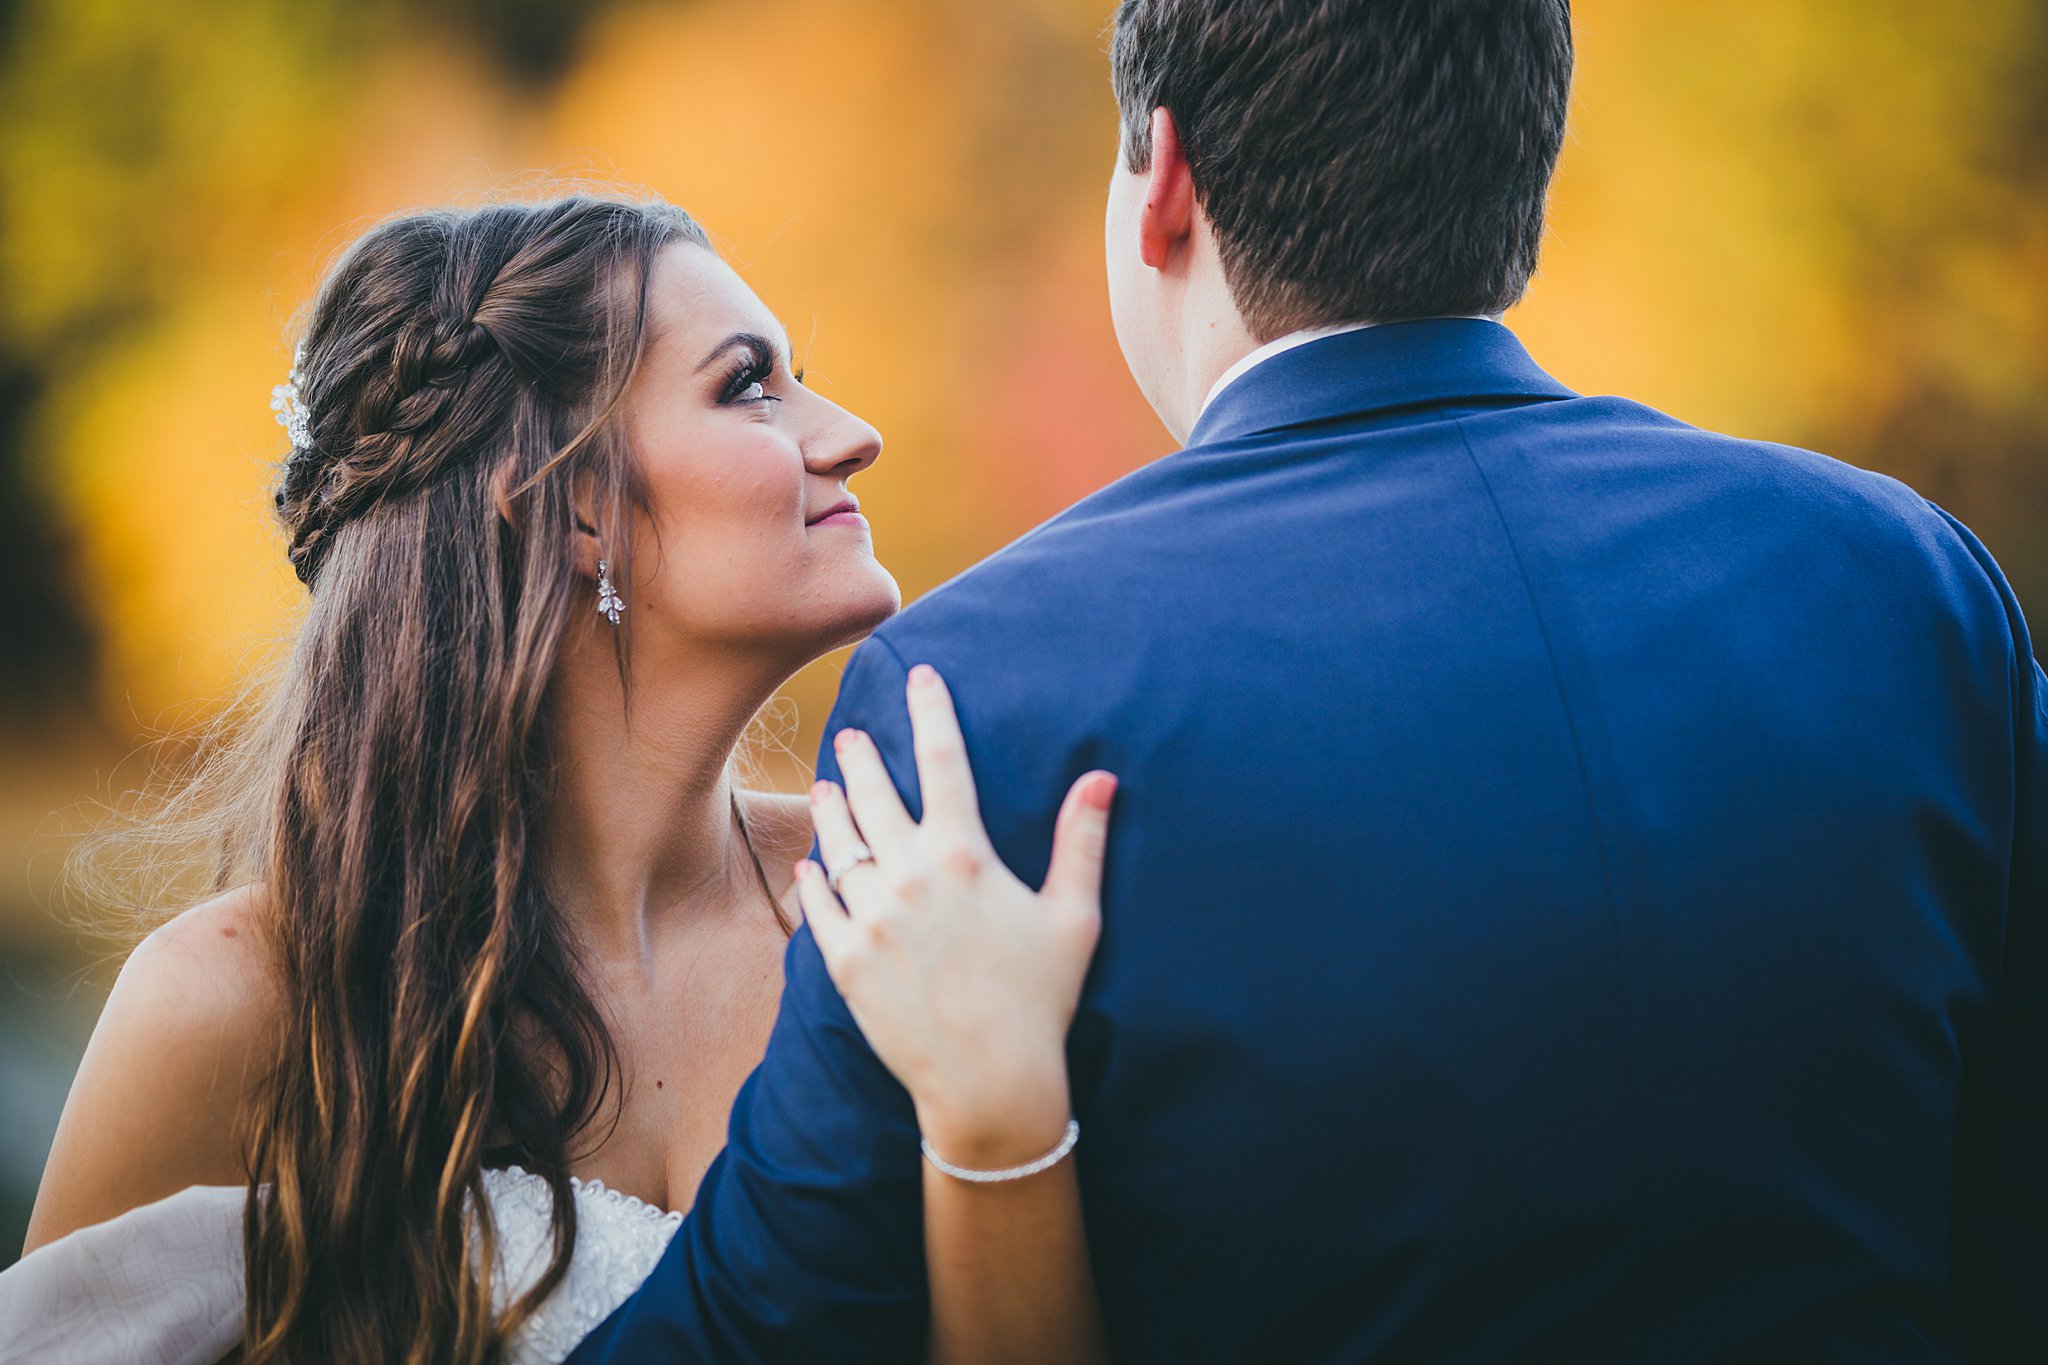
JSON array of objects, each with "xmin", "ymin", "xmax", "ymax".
[
  {"xmin": 0, "ymin": 1167, "xmax": 681, "ymax": 1365},
  {"xmin": 475, "ymin": 1166, "xmax": 684, "ymax": 1361}
]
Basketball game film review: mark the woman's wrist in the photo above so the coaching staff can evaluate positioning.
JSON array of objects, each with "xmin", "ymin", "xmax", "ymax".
[{"xmin": 913, "ymin": 1063, "xmax": 1072, "ymax": 1172}]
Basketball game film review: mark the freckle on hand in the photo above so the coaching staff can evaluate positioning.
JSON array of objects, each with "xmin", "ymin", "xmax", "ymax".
[{"xmin": 655, "ymin": 1080, "xmax": 664, "ymax": 1089}]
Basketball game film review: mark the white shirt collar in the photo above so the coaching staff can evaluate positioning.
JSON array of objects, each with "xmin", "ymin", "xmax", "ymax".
[
  {"xmin": 1195, "ymin": 316, "xmax": 1500, "ymax": 424},
  {"xmin": 1197, "ymin": 323, "xmax": 1376, "ymax": 422}
]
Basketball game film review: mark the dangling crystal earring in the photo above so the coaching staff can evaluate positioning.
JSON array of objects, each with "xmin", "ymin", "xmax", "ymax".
[{"xmin": 596, "ymin": 560, "xmax": 624, "ymax": 625}]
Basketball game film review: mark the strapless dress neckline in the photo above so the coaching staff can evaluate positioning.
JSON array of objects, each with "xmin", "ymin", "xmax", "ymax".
[{"xmin": 480, "ymin": 1165, "xmax": 683, "ymax": 1364}]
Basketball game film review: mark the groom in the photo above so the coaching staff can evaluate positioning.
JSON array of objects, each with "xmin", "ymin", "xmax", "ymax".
[{"xmin": 578, "ymin": 1, "xmax": 2045, "ymax": 1360}]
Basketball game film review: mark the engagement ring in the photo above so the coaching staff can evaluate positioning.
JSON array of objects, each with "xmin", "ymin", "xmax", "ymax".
[{"xmin": 826, "ymin": 842, "xmax": 875, "ymax": 893}]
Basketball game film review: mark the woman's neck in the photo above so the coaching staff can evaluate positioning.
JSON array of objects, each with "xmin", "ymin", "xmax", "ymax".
[{"xmin": 541, "ymin": 632, "xmax": 789, "ymax": 969}]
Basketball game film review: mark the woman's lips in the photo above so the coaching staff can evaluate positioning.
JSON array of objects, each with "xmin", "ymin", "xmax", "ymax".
[{"xmin": 808, "ymin": 501, "xmax": 863, "ymax": 528}]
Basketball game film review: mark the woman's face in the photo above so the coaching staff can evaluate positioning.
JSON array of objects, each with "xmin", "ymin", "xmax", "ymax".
[{"xmin": 615, "ymin": 243, "xmax": 899, "ymax": 666}]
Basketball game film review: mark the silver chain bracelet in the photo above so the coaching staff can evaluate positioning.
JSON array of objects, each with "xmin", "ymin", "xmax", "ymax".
[{"xmin": 921, "ymin": 1118, "xmax": 1081, "ymax": 1184}]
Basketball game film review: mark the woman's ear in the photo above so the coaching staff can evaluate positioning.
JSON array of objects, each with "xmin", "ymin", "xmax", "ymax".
[
  {"xmin": 489, "ymin": 457, "xmax": 524, "ymax": 533},
  {"xmin": 495, "ymin": 459, "xmax": 606, "ymax": 578},
  {"xmin": 568, "ymin": 469, "xmax": 604, "ymax": 579}
]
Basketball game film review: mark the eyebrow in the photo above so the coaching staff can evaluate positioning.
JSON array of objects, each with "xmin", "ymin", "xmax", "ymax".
[{"xmin": 695, "ymin": 329, "xmax": 791, "ymax": 373}]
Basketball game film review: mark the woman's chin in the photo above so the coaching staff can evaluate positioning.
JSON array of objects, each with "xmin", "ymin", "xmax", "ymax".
[{"xmin": 820, "ymin": 576, "xmax": 903, "ymax": 654}]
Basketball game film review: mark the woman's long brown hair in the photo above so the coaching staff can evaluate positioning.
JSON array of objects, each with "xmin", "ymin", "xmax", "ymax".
[{"xmin": 85, "ymin": 195, "xmax": 718, "ymax": 1362}]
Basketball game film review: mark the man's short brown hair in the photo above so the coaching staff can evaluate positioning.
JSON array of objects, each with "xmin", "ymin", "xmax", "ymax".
[{"xmin": 1111, "ymin": 0, "xmax": 1574, "ymax": 339}]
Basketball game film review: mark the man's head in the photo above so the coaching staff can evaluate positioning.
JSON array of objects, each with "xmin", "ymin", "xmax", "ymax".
[{"xmin": 1104, "ymin": 0, "xmax": 1575, "ymax": 433}]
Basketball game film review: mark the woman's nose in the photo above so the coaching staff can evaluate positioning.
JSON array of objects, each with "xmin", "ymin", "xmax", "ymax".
[{"xmin": 806, "ymin": 400, "xmax": 883, "ymax": 478}]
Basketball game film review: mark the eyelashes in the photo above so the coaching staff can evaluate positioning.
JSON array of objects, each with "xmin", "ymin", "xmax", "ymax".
[
  {"xmin": 716, "ymin": 343, "xmax": 808, "ymax": 405},
  {"xmin": 718, "ymin": 346, "xmax": 778, "ymax": 404}
]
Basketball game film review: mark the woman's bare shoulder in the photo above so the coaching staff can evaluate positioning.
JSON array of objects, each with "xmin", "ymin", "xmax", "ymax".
[
  {"xmin": 23, "ymin": 884, "xmax": 283, "ymax": 1254},
  {"xmin": 129, "ymin": 884, "xmax": 280, "ymax": 996}
]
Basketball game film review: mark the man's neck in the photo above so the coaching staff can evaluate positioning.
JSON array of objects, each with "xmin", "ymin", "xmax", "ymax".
[{"xmin": 1152, "ymin": 267, "xmax": 1261, "ymax": 443}]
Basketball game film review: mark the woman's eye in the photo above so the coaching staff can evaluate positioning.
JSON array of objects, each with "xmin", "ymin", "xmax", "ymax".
[{"xmin": 722, "ymin": 356, "xmax": 781, "ymax": 405}]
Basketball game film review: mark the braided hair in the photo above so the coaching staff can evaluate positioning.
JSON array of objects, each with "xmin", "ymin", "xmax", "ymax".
[
  {"xmin": 237, "ymin": 196, "xmax": 711, "ymax": 1365},
  {"xmin": 278, "ymin": 313, "xmax": 494, "ymax": 582},
  {"xmin": 277, "ymin": 200, "xmax": 694, "ymax": 587}
]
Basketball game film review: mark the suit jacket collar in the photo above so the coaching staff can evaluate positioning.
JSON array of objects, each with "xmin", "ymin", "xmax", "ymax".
[{"xmin": 1185, "ymin": 319, "xmax": 1577, "ymax": 449}]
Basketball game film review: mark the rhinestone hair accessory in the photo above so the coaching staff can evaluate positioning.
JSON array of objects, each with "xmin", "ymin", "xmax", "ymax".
[{"xmin": 270, "ymin": 347, "xmax": 311, "ymax": 450}]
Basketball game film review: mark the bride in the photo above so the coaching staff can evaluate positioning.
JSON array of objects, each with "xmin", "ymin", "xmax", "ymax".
[{"xmin": 11, "ymin": 195, "xmax": 1111, "ymax": 1364}]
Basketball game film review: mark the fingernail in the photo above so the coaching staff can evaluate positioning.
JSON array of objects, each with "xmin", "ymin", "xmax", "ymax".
[
  {"xmin": 909, "ymin": 664, "xmax": 938, "ymax": 687},
  {"xmin": 793, "ymin": 859, "xmax": 813, "ymax": 880},
  {"xmin": 1087, "ymin": 772, "xmax": 1118, "ymax": 807},
  {"xmin": 810, "ymin": 780, "xmax": 834, "ymax": 802},
  {"xmin": 833, "ymin": 729, "xmax": 861, "ymax": 751}
]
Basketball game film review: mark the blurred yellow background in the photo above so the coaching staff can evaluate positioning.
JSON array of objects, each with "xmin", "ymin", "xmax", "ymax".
[{"xmin": 1, "ymin": 0, "xmax": 2043, "ymax": 1263}]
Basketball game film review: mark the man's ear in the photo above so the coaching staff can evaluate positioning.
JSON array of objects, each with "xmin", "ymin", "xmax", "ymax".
[{"xmin": 1138, "ymin": 107, "xmax": 1196, "ymax": 271}]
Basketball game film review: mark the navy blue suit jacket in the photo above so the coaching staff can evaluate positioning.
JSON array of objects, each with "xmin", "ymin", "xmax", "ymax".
[{"xmin": 572, "ymin": 321, "xmax": 2045, "ymax": 1361}]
